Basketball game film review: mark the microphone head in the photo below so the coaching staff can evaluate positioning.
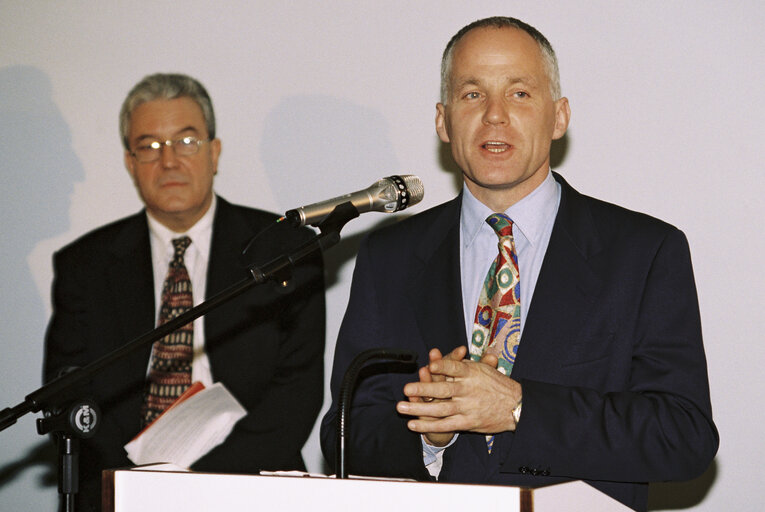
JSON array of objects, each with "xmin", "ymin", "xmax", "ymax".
[
  {"xmin": 284, "ymin": 174, "xmax": 425, "ymax": 227},
  {"xmin": 386, "ymin": 175, "xmax": 424, "ymax": 212}
]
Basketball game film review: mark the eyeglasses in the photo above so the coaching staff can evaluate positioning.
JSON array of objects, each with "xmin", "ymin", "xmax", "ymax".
[{"xmin": 130, "ymin": 136, "xmax": 210, "ymax": 163}]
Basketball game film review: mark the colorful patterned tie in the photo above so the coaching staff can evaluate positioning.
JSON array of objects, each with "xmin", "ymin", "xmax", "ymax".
[
  {"xmin": 142, "ymin": 236, "xmax": 194, "ymax": 425},
  {"xmin": 470, "ymin": 213, "xmax": 521, "ymax": 452}
]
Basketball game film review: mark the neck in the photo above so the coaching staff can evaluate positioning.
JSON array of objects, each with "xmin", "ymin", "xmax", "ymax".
[
  {"xmin": 465, "ymin": 168, "xmax": 549, "ymax": 213},
  {"xmin": 149, "ymin": 202, "xmax": 212, "ymax": 233}
]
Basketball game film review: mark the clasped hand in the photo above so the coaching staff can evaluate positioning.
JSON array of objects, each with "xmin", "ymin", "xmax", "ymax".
[{"xmin": 396, "ymin": 346, "xmax": 522, "ymax": 447}]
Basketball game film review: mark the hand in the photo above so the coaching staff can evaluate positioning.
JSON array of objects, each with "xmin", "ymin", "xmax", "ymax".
[
  {"xmin": 396, "ymin": 350, "xmax": 522, "ymax": 436},
  {"xmin": 405, "ymin": 346, "xmax": 466, "ymax": 447}
]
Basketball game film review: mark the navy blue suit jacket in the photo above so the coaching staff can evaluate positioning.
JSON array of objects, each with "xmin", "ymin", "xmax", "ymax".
[
  {"xmin": 320, "ymin": 174, "xmax": 717, "ymax": 511},
  {"xmin": 44, "ymin": 197, "xmax": 325, "ymax": 512}
]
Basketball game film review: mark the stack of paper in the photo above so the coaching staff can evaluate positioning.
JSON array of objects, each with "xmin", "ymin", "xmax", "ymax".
[{"xmin": 124, "ymin": 382, "xmax": 246, "ymax": 468}]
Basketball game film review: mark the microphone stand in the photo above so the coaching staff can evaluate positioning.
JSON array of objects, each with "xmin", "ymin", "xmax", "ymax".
[
  {"xmin": 36, "ymin": 398, "xmax": 100, "ymax": 512},
  {"xmin": 0, "ymin": 202, "xmax": 360, "ymax": 511}
]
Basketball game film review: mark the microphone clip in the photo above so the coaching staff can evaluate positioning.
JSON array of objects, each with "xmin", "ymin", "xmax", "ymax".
[{"xmin": 315, "ymin": 201, "xmax": 360, "ymax": 237}]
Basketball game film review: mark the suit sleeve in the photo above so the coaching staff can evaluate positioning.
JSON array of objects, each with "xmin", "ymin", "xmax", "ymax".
[
  {"xmin": 320, "ymin": 236, "xmax": 431, "ymax": 480},
  {"xmin": 503, "ymin": 228, "xmax": 718, "ymax": 482},
  {"xmin": 194, "ymin": 240, "xmax": 326, "ymax": 473},
  {"xmin": 44, "ymin": 249, "xmax": 91, "ymax": 385}
]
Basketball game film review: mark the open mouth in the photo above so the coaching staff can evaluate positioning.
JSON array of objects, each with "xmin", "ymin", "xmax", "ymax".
[{"xmin": 482, "ymin": 141, "xmax": 511, "ymax": 153}]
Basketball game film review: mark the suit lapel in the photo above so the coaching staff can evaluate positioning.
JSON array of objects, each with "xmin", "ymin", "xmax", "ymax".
[
  {"xmin": 513, "ymin": 174, "xmax": 604, "ymax": 379},
  {"xmin": 410, "ymin": 196, "xmax": 466, "ymax": 356},
  {"xmin": 206, "ymin": 197, "xmax": 249, "ymax": 298},
  {"xmin": 97, "ymin": 212, "xmax": 155, "ymax": 432},
  {"xmin": 105, "ymin": 212, "xmax": 155, "ymax": 353}
]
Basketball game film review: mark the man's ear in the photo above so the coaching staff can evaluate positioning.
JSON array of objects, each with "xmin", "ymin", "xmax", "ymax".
[
  {"xmin": 552, "ymin": 97, "xmax": 571, "ymax": 140},
  {"xmin": 124, "ymin": 150, "xmax": 137, "ymax": 184},
  {"xmin": 435, "ymin": 103, "xmax": 451, "ymax": 143},
  {"xmin": 210, "ymin": 138, "xmax": 222, "ymax": 175}
]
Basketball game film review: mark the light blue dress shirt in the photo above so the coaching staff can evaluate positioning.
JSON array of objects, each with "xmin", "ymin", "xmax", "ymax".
[
  {"xmin": 422, "ymin": 170, "xmax": 561, "ymax": 471},
  {"xmin": 460, "ymin": 170, "xmax": 561, "ymax": 340}
]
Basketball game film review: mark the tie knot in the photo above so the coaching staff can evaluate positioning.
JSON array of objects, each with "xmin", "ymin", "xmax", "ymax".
[
  {"xmin": 172, "ymin": 236, "xmax": 192, "ymax": 260},
  {"xmin": 486, "ymin": 213, "xmax": 514, "ymax": 238}
]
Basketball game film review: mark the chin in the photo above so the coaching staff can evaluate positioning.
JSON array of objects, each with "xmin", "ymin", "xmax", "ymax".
[{"xmin": 470, "ymin": 174, "xmax": 525, "ymax": 189}]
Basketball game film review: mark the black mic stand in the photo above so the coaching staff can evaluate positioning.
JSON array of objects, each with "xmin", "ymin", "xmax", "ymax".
[
  {"xmin": 37, "ymin": 399, "xmax": 100, "ymax": 512},
  {"xmin": 335, "ymin": 348, "xmax": 417, "ymax": 479},
  {"xmin": 0, "ymin": 202, "xmax": 360, "ymax": 511}
]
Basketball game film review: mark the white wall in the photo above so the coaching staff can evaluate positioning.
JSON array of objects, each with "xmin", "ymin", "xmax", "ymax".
[{"xmin": 1, "ymin": 1, "xmax": 762, "ymax": 510}]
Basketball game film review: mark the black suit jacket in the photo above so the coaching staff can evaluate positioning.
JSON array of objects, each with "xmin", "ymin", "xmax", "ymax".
[
  {"xmin": 44, "ymin": 196, "xmax": 325, "ymax": 512},
  {"xmin": 320, "ymin": 174, "xmax": 717, "ymax": 511}
]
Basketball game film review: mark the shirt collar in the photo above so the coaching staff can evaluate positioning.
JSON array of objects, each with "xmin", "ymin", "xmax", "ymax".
[
  {"xmin": 146, "ymin": 195, "xmax": 217, "ymax": 256},
  {"xmin": 460, "ymin": 170, "xmax": 558, "ymax": 248}
]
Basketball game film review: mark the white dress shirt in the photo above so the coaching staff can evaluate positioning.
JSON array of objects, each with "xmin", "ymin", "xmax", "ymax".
[{"xmin": 146, "ymin": 195, "xmax": 217, "ymax": 387}]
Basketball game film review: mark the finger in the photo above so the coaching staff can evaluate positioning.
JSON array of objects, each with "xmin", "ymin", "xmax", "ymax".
[
  {"xmin": 413, "ymin": 366, "xmax": 435, "ymax": 402},
  {"xmin": 405, "ymin": 416, "xmax": 464, "ymax": 434},
  {"xmin": 418, "ymin": 364, "xmax": 449, "ymax": 397},
  {"xmin": 419, "ymin": 365, "xmax": 433, "ymax": 383},
  {"xmin": 480, "ymin": 353, "xmax": 499, "ymax": 369},
  {"xmin": 443, "ymin": 345, "xmax": 468, "ymax": 361},
  {"xmin": 403, "ymin": 380, "xmax": 453, "ymax": 400},
  {"xmin": 423, "ymin": 356, "xmax": 448, "ymax": 384},
  {"xmin": 429, "ymin": 357, "xmax": 470, "ymax": 378},
  {"xmin": 428, "ymin": 348, "xmax": 444, "ymax": 363},
  {"xmin": 396, "ymin": 399, "xmax": 457, "ymax": 419}
]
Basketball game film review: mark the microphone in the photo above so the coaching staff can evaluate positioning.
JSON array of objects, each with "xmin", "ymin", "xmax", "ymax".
[{"xmin": 284, "ymin": 175, "xmax": 424, "ymax": 227}]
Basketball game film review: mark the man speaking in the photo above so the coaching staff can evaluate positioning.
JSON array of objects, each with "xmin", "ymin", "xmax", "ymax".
[{"xmin": 321, "ymin": 17, "xmax": 717, "ymax": 512}]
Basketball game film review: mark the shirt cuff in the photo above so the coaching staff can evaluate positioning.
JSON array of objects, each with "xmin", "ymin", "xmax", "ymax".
[{"xmin": 422, "ymin": 434, "xmax": 459, "ymax": 478}]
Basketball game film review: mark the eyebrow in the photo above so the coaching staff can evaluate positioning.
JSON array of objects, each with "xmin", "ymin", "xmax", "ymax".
[
  {"xmin": 452, "ymin": 75, "xmax": 540, "ymax": 93},
  {"xmin": 133, "ymin": 126, "xmax": 200, "ymax": 143}
]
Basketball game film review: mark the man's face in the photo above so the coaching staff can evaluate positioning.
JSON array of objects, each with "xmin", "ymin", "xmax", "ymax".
[
  {"xmin": 124, "ymin": 97, "xmax": 221, "ymax": 232},
  {"xmin": 436, "ymin": 27, "xmax": 570, "ymax": 211}
]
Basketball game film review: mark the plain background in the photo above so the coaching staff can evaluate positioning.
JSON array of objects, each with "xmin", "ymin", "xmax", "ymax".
[{"xmin": 1, "ymin": 1, "xmax": 762, "ymax": 510}]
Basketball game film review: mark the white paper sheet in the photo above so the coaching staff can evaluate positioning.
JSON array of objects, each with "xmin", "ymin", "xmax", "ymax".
[{"xmin": 124, "ymin": 382, "xmax": 247, "ymax": 468}]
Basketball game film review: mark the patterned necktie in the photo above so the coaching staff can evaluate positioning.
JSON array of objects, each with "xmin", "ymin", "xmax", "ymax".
[
  {"xmin": 142, "ymin": 236, "xmax": 194, "ymax": 425},
  {"xmin": 470, "ymin": 213, "xmax": 521, "ymax": 452}
]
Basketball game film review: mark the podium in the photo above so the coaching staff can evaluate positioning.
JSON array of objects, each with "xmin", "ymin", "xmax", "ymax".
[{"xmin": 103, "ymin": 468, "xmax": 630, "ymax": 511}]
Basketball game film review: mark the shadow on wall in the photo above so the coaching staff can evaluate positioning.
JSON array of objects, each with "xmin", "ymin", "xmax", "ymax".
[
  {"xmin": 0, "ymin": 441, "xmax": 57, "ymax": 489},
  {"xmin": 0, "ymin": 66, "xmax": 83, "ymax": 499},
  {"xmin": 648, "ymin": 461, "xmax": 718, "ymax": 510},
  {"xmin": 260, "ymin": 96, "xmax": 404, "ymax": 285}
]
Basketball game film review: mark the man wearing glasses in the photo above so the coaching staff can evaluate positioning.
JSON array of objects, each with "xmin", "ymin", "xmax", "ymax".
[{"xmin": 43, "ymin": 73, "xmax": 325, "ymax": 511}]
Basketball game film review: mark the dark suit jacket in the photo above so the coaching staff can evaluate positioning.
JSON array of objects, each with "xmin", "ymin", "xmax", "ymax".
[
  {"xmin": 320, "ymin": 174, "xmax": 717, "ymax": 512},
  {"xmin": 44, "ymin": 196, "xmax": 325, "ymax": 512}
]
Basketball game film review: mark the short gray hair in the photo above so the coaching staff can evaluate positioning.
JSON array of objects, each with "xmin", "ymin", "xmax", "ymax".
[
  {"xmin": 119, "ymin": 73, "xmax": 215, "ymax": 150},
  {"xmin": 440, "ymin": 16, "xmax": 561, "ymax": 103}
]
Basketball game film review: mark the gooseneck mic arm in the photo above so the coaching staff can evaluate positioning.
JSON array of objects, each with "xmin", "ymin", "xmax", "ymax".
[{"xmin": 336, "ymin": 348, "xmax": 417, "ymax": 479}]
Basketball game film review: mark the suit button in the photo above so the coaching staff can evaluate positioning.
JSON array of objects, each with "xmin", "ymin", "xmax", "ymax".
[
  {"xmin": 542, "ymin": 469, "xmax": 550, "ymax": 476},
  {"xmin": 530, "ymin": 468, "xmax": 540, "ymax": 476},
  {"xmin": 518, "ymin": 466, "xmax": 529, "ymax": 474}
]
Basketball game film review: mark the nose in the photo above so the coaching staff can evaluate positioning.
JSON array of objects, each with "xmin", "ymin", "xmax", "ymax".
[
  {"xmin": 482, "ymin": 95, "xmax": 509, "ymax": 126},
  {"xmin": 159, "ymin": 141, "xmax": 179, "ymax": 168}
]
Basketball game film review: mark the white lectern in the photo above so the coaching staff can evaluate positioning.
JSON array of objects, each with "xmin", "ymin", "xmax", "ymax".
[{"xmin": 103, "ymin": 468, "xmax": 629, "ymax": 511}]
